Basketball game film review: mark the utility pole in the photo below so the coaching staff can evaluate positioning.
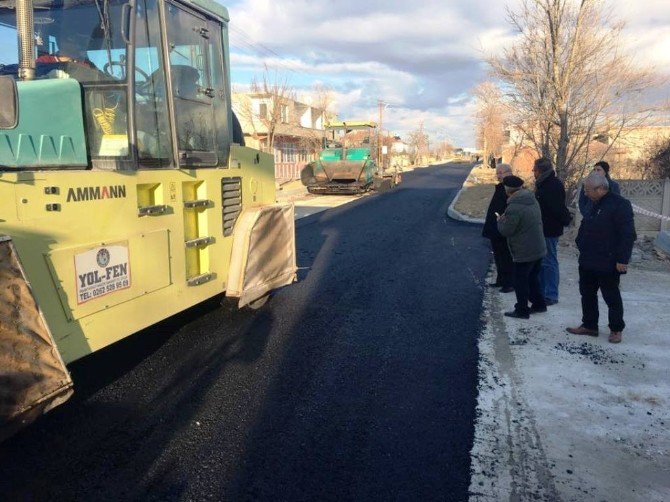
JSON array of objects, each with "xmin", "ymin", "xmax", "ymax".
[
  {"xmin": 377, "ymin": 99, "xmax": 391, "ymax": 174},
  {"xmin": 378, "ymin": 99, "xmax": 383, "ymax": 171}
]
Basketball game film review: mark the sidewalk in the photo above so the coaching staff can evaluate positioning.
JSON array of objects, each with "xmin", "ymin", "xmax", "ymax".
[
  {"xmin": 276, "ymin": 179, "xmax": 308, "ymax": 202},
  {"xmin": 469, "ymin": 244, "xmax": 670, "ymax": 500},
  {"xmin": 275, "ymin": 180, "xmax": 365, "ymax": 220}
]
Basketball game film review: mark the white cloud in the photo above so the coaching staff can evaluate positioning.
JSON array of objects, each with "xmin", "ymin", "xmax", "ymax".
[{"xmin": 227, "ymin": 0, "xmax": 670, "ymax": 146}]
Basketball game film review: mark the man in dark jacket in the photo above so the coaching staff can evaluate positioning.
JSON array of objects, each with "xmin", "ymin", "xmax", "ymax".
[
  {"xmin": 578, "ymin": 161, "xmax": 621, "ymax": 216},
  {"xmin": 533, "ymin": 157, "xmax": 572, "ymax": 305},
  {"xmin": 482, "ymin": 163, "xmax": 514, "ymax": 292},
  {"xmin": 567, "ymin": 172, "xmax": 636, "ymax": 343},
  {"xmin": 497, "ymin": 176, "xmax": 547, "ymax": 319}
]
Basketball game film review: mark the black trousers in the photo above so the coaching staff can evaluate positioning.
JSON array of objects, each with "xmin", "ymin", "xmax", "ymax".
[
  {"xmin": 490, "ymin": 237, "xmax": 513, "ymax": 287},
  {"xmin": 579, "ymin": 266, "xmax": 625, "ymax": 332},
  {"xmin": 513, "ymin": 259, "xmax": 545, "ymax": 315}
]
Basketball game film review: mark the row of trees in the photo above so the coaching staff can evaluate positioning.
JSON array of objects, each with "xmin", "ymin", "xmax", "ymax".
[{"xmin": 475, "ymin": 0, "xmax": 664, "ymax": 181}]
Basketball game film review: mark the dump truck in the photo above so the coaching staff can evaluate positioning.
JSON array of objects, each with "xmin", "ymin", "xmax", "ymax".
[
  {"xmin": 301, "ymin": 121, "xmax": 401, "ymax": 195},
  {"xmin": 0, "ymin": 0, "xmax": 297, "ymax": 440}
]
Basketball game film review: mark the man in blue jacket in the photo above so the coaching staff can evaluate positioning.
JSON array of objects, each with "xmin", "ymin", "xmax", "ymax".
[
  {"xmin": 567, "ymin": 172, "xmax": 636, "ymax": 343},
  {"xmin": 533, "ymin": 157, "xmax": 572, "ymax": 305}
]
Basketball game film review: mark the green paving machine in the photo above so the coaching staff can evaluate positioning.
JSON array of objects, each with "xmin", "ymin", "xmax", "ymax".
[{"xmin": 301, "ymin": 121, "xmax": 401, "ymax": 195}]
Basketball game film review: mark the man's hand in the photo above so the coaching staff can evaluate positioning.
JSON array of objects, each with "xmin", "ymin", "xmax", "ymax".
[{"xmin": 616, "ymin": 263, "xmax": 628, "ymax": 273}]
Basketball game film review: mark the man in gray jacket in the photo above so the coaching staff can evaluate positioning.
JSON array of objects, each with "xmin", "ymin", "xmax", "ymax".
[{"xmin": 497, "ymin": 176, "xmax": 547, "ymax": 319}]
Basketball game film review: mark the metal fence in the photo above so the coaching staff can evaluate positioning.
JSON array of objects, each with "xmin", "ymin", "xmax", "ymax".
[{"xmin": 275, "ymin": 162, "xmax": 306, "ymax": 180}]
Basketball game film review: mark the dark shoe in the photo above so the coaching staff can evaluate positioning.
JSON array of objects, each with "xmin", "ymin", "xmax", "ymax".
[
  {"xmin": 545, "ymin": 298, "xmax": 558, "ymax": 306},
  {"xmin": 487, "ymin": 282, "xmax": 502, "ymax": 288},
  {"xmin": 530, "ymin": 305, "xmax": 547, "ymax": 314},
  {"xmin": 504, "ymin": 310, "xmax": 530, "ymax": 319},
  {"xmin": 500, "ymin": 286, "xmax": 515, "ymax": 293},
  {"xmin": 608, "ymin": 331, "xmax": 622, "ymax": 343},
  {"xmin": 566, "ymin": 325, "xmax": 599, "ymax": 337}
]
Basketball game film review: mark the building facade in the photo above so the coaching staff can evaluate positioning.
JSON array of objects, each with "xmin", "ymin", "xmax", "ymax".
[{"xmin": 232, "ymin": 92, "xmax": 331, "ymax": 179}]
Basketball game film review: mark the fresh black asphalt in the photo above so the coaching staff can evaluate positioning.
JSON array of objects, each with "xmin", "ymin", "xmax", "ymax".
[{"xmin": 0, "ymin": 163, "xmax": 492, "ymax": 501}]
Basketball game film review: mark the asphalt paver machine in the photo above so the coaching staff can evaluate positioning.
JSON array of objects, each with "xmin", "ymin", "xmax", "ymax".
[
  {"xmin": 0, "ymin": 0, "xmax": 297, "ymax": 439},
  {"xmin": 301, "ymin": 121, "xmax": 401, "ymax": 195}
]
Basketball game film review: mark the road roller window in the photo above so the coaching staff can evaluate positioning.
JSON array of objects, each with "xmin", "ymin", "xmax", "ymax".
[
  {"xmin": 208, "ymin": 21, "xmax": 232, "ymax": 167},
  {"xmin": 0, "ymin": 7, "xmax": 18, "ymax": 71},
  {"xmin": 134, "ymin": 0, "xmax": 173, "ymax": 167},
  {"xmin": 165, "ymin": 1, "xmax": 218, "ymax": 166},
  {"xmin": 0, "ymin": 0, "xmax": 131, "ymax": 161}
]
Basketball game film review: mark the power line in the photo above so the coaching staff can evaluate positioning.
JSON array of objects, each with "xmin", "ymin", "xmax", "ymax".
[
  {"xmin": 229, "ymin": 26, "xmax": 309, "ymax": 78},
  {"xmin": 230, "ymin": 26, "xmax": 288, "ymax": 62}
]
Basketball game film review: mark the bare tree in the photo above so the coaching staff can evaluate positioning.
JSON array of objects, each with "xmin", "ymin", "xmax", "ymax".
[
  {"xmin": 491, "ymin": 0, "xmax": 657, "ymax": 180},
  {"xmin": 435, "ymin": 140, "xmax": 455, "ymax": 160},
  {"xmin": 233, "ymin": 65, "xmax": 295, "ymax": 153},
  {"xmin": 407, "ymin": 122, "xmax": 429, "ymax": 165},
  {"xmin": 473, "ymin": 81, "xmax": 507, "ymax": 167},
  {"xmin": 636, "ymin": 136, "xmax": 670, "ymax": 180},
  {"xmin": 311, "ymin": 83, "xmax": 338, "ymax": 124},
  {"xmin": 296, "ymin": 83, "xmax": 338, "ymax": 157}
]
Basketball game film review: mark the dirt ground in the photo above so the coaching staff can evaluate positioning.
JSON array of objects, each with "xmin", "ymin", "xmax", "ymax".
[
  {"xmin": 453, "ymin": 184, "xmax": 495, "ymax": 219},
  {"xmin": 453, "ymin": 163, "xmax": 536, "ymax": 219}
]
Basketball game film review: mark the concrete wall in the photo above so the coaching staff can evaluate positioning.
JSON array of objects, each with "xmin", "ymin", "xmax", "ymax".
[
  {"xmin": 573, "ymin": 178, "xmax": 670, "ymax": 237},
  {"xmin": 619, "ymin": 178, "xmax": 670, "ymax": 235}
]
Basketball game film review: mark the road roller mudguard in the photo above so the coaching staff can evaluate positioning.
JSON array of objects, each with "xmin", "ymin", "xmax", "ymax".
[
  {"xmin": 0, "ymin": 236, "xmax": 74, "ymax": 441},
  {"xmin": 226, "ymin": 204, "xmax": 297, "ymax": 308}
]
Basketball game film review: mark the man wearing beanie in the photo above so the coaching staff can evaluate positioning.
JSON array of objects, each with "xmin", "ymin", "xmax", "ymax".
[
  {"xmin": 578, "ymin": 161, "xmax": 621, "ymax": 216},
  {"xmin": 533, "ymin": 157, "xmax": 572, "ymax": 305},
  {"xmin": 497, "ymin": 175, "xmax": 548, "ymax": 319}
]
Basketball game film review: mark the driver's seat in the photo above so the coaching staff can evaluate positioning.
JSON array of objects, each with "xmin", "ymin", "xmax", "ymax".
[{"xmin": 170, "ymin": 65, "xmax": 200, "ymax": 100}]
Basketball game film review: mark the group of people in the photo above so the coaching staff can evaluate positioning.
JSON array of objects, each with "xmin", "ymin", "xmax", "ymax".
[{"xmin": 483, "ymin": 158, "xmax": 636, "ymax": 344}]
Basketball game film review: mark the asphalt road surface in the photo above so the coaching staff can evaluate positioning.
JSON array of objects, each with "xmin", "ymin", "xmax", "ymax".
[{"xmin": 0, "ymin": 163, "xmax": 491, "ymax": 501}]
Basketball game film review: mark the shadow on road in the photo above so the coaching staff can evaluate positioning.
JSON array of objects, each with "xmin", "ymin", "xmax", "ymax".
[
  {"xmin": 0, "ymin": 164, "xmax": 492, "ymax": 501},
  {"xmin": 222, "ymin": 164, "xmax": 491, "ymax": 500},
  {"xmin": 0, "ymin": 296, "xmax": 276, "ymax": 500}
]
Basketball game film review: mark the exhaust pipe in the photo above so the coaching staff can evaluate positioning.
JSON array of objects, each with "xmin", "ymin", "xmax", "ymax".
[{"xmin": 16, "ymin": 0, "xmax": 35, "ymax": 80}]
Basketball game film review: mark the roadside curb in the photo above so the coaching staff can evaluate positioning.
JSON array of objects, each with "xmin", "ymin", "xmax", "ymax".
[{"xmin": 447, "ymin": 186, "xmax": 485, "ymax": 224}]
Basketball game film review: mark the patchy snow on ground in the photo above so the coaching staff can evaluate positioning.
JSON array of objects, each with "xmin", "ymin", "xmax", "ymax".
[{"xmin": 470, "ymin": 247, "xmax": 670, "ymax": 501}]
